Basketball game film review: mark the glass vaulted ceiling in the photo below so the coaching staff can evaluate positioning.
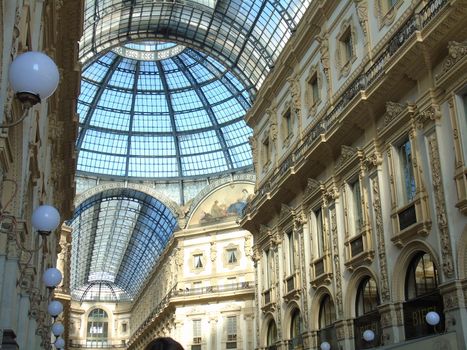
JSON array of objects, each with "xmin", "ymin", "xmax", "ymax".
[
  {"xmin": 77, "ymin": 46, "xmax": 253, "ymax": 179},
  {"xmin": 80, "ymin": 0, "xmax": 312, "ymax": 93},
  {"xmin": 70, "ymin": 189, "xmax": 178, "ymax": 301}
]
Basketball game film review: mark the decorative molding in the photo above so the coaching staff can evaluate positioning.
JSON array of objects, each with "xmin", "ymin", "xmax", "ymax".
[
  {"xmin": 415, "ymin": 104, "xmax": 441, "ymax": 129},
  {"xmin": 305, "ymin": 178, "xmax": 323, "ymax": 198},
  {"xmin": 267, "ymin": 107, "xmax": 278, "ymax": 145},
  {"xmin": 363, "ymin": 151, "xmax": 383, "ymax": 171},
  {"xmin": 335, "ymin": 145, "xmax": 357, "ymax": 169},
  {"xmin": 279, "ymin": 203, "xmax": 294, "ymax": 223},
  {"xmin": 354, "ymin": 0, "xmax": 368, "ymax": 37},
  {"xmin": 427, "ymin": 133, "xmax": 454, "ymax": 278},
  {"xmin": 318, "ymin": 35, "xmax": 330, "ymax": 92},
  {"xmin": 375, "ymin": 0, "xmax": 402, "ymax": 29},
  {"xmin": 287, "ymin": 75, "xmax": 302, "ymax": 120},
  {"xmin": 330, "ymin": 207, "xmax": 343, "ymax": 316},
  {"xmin": 335, "ymin": 17, "xmax": 357, "ymax": 78},
  {"xmin": 371, "ymin": 176, "xmax": 390, "ymax": 302},
  {"xmin": 383, "ymin": 101, "xmax": 406, "ymax": 126},
  {"xmin": 249, "ymin": 136, "xmax": 258, "ymax": 171},
  {"xmin": 436, "ymin": 41, "xmax": 467, "ymax": 81},
  {"xmin": 305, "ymin": 64, "xmax": 323, "ymax": 117}
]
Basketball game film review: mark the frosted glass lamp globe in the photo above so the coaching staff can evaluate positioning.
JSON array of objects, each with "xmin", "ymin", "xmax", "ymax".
[
  {"xmin": 425, "ymin": 311, "xmax": 440, "ymax": 326},
  {"xmin": 48, "ymin": 300, "xmax": 63, "ymax": 317},
  {"xmin": 32, "ymin": 205, "xmax": 60, "ymax": 233},
  {"xmin": 43, "ymin": 268, "xmax": 62, "ymax": 288},
  {"xmin": 52, "ymin": 322, "xmax": 65, "ymax": 337},
  {"xmin": 8, "ymin": 51, "xmax": 59, "ymax": 104}
]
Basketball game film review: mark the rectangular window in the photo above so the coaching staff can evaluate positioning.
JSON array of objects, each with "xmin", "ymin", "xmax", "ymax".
[
  {"xmin": 283, "ymin": 109, "xmax": 292, "ymax": 139},
  {"xmin": 194, "ymin": 254, "xmax": 203, "ymax": 269},
  {"xmin": 399, "ymin": 139, "xmax": 416, "ymax": 203},
  {"xmin": 309, "ymin": 74, "xmax": 319, "ymax": 106},
  {"xmin": 227, "ymin": 248, "xmax": 237, "ymax": 264},
  {"xmin": 193, "ymin": 319, "xmax": 202, "ymax": 344},
  {"xmin": 287, "ymin": 231, "xmax": 295, "ymax": 275},
  {"xmin": 315, "ymin": 208, "xmax": 325, "ymax": 256},
  {"xmin": 122, "ymin": 323, "xmax": 127, "ymax": 333},
  {"xmin": 351, "ymin": 179, "xmax": 363, "ymax": 234},
  {"xmin": 262, "ymin": 137, "xmax": 270, "ymax": 166},
  {"xmin": 226, "ymin": 316, "xmax": 237, "ymax": 349},
  {"xmin": 264, "ymin": 249, "xmax": 272, "ymax": 287},
  {"xmin": 341, "ymin": 28, "xmax": 353, "ymax": 63}
]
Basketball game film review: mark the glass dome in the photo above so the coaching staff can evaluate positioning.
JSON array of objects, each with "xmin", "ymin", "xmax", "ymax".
[{"xmin": 76, "ymin": 44, "xmax": 253, "ymax": 180}]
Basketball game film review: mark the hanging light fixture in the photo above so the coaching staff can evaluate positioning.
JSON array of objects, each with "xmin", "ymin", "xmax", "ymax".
[
  {"xmin": 1, "ymin": 51, "xmax": 60, "ymax": 129},
  {"xmin": 43, "ymin": 267, "xmax": 63, "ymax": 289},
  {"xmin": 425, "ymin": 311, "xmax": 440, "ymax": 326},
  {"xmin": 51, "ymin": 322, "xmax": 65, "ymax": 337},
  {"xmin": 54, "ymin": 337, "xmax": 65, "ymax": 349},
  {"xmin": 47, "ymin": 300, "xmax": 64, "ymax": 317},
  {"xmin": 32, "ymin": 205, "xmax": 61, "ymax": 236},
  {"xmin": 362, "ymin": 329, "xmax": 375, "ymax": 342},
  {"xmin": 8, "ymin": 51, "xmax": 60, "ymax": 105},
  {"xmin": 320, "ymin": 341, "xmax": 331, "ymax": 350}
]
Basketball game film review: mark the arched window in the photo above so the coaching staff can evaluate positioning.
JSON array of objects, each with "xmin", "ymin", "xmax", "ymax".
[
  {"xmin": 356, "ymin": 277, "xmax": 379, "ymax": 316},
  {"xmin": 403, "ymin": 252, "xmax": 444, "ymax": 340},
  {"xmin": 319, "ymin": 295, "xmax": 336, "ymax": 328},
  {"xmin": 87, "ymin": 308, "xmax": 109, "ymax": 347},
  {"xmin": 266, "ymin": 319, "xmax": 277, "ymax": 349},
  {"xmin": 289, "ymin": 309, "xmax": 303, "ymax": 349},
  {"xmin": 317, "ymin": 295, "xmax": 337, "ymax": 349},
  {"xmin": 405, "ymin": 252, "xmax": 438, "ymax": 299},
  {"xmin": 354, "ymin": 277, "xmax": 382, "ymax": 349}
]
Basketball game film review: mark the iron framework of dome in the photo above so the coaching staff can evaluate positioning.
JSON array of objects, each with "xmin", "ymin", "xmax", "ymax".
[
  {"xmin": 70, "ymin": 188, "xmax": 178, "ymax": 302},
  {"xmin": 77, "ymin": 45, "xmax": 253, "ymax": 180},
  {"xmin": 80, "ymin": 0, "xmax": 312, "ymax": 92}
]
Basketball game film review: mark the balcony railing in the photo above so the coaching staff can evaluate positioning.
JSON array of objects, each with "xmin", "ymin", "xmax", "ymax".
[
  {"xmin": 129, "ymin": 282, "xmax": 254, "ymax": 344},
  {"xmin": 242, "ymin": 0, "xmax": 448, "ymax": 219},
  {"xmin": 68, "ymin": 342, "xmax": 126, "ymax": 348},
  {"xmin": 172, "ymin": 281, "xmax": 253, "ymax": 297}
]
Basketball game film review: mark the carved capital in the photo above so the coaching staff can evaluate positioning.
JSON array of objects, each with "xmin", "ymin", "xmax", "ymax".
[{"xmin": 415, "ymin": 105, "xmax": 441, "ymax": 128}]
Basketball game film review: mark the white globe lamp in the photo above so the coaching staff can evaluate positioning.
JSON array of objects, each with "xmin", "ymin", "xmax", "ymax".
[
  {"xmin": 320, "ymin": 341, "xmax": 331, "ymax": 350},
  {"xmin": 363, "ymin": 329, "xmax": 375, "ymax": 342},
  {"xmin": 54, "ymin": 337, "xmax": 65, "ymax": 349},
  {"xmin": 52, "ymin": 322, "xmax": 65, "ymax": 337},
  {"xmin": 43, "ymin": 267, "xmax": 62, "ymax": 288},
  {"xmin": 48, "ymin": 300, "xmax": 63, "ymax": 317},
  {"xmin": 32, "ymin": 205, "xmax": 60, "ymax": 234},
  {"xmin": 8, "ymin": 51, "xmax": 59, "ymax": 105},
  {"xmin": 425, "ymin": 311, "xmax": 440, "ymax": 326}
]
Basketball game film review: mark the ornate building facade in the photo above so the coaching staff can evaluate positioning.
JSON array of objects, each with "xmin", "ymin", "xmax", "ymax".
[
  {"xmin": 67, "ymin": 177, "xmax": 256, "ymax": 350},
  {"xmin": 0, "ymin": 0, "xmax": 81, "ymax": 349},
  {"xmin": 241, "ymin": 0, "xmax": 467, "ymax": 349}
]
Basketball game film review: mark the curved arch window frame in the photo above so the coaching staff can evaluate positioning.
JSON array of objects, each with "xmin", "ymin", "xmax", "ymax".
[
  {"xmin": 354, "ymin": 277, "xmax": 382, "ymax": 349},
  {"xmin": 355, "ymin": 276, "xmax": 380, "ymax": 317},
  {"xmin": 318, "ymin": 294, "xmax": 336, "ymax": 329},
  {"xmin": 403, "ymin": 251, "xmax": 445, "ymax": 340},
  {"xmin": 289, "ymin": 308, "xmax": 303, "ymax": 349},
  {"xmin": 86, "ymin": 308, "xmax": 109, "ymax": 347},
  {"xmin": 404, "ymin": 251, "xmax": 439, "ymax": 300},
  {"xmin": 266, "ymin": 319, "xmax": 277, "ymax": 347}
]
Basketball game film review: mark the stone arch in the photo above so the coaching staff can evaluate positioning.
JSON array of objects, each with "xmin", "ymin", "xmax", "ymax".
[
  {"xmin": 74, "ymin": 182, "xmax": 183, "ymax": 219},
  {"xmin": 392, "ymin": 240, "xmax": 441, "ymax": 301},
  {"xmin": 344, "ymin": 266, "xmax": 380, "ymax": 318},
  {"xmin": 282, "ymin": 301, "xmax": 302, "ymax": 339},
  {"xmin": 309, "ymin": 286, "xmax": 334, "ymax": 330},
  {"xmin": 457, "ymin": 224, "xmax": 467, "ymax": 279},
  {"xmin": 260, "ymin": 312, "xmax": 278, "ymax": 347}
]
